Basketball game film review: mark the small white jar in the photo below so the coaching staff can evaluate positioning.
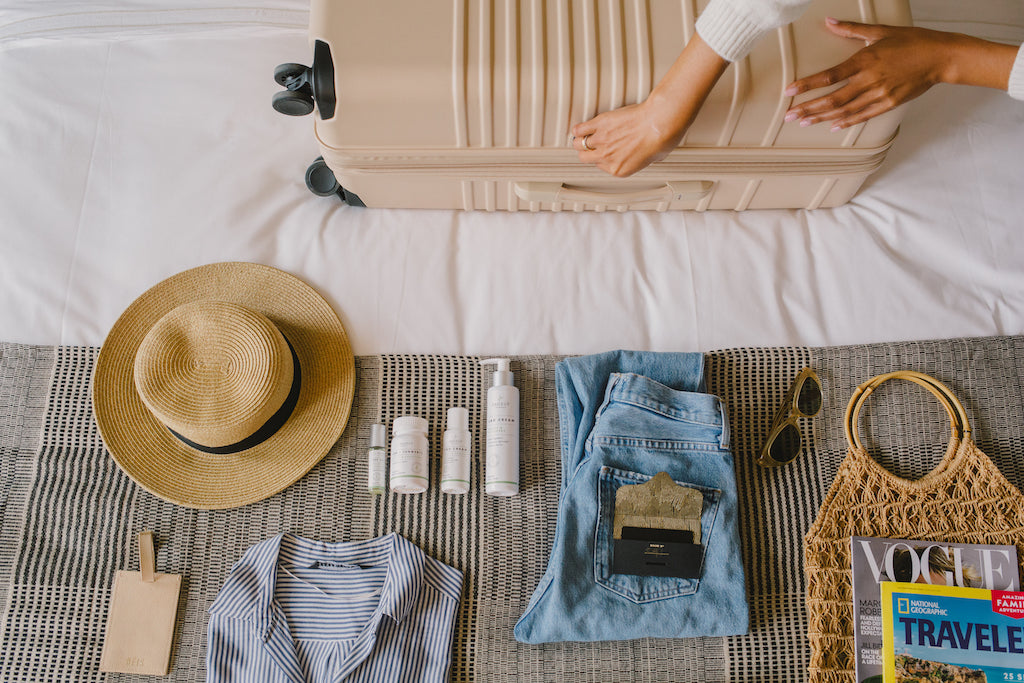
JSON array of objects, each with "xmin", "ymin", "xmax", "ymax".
[{"xmin": 389, "ymin": 416, "xmax": 429, "ymax": 494}]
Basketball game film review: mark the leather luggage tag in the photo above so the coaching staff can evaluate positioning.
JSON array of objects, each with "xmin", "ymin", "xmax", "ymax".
[
  {"xmin": 612, "ymin": 472, "xmax": 705, "ymax": 579},
  {"xmin": 99, "ymin": 531, "xmax": 181, "ymax": 676}
]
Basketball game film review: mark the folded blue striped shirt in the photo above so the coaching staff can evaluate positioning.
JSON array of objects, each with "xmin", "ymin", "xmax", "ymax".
[{"xmin": 207, "ymin": 533, "xmax": 463, "ymax": 682}]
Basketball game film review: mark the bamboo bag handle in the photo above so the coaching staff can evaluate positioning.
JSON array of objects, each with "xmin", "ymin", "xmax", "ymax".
[{"xmin": 844, "ymin": 370, "xmax": 971, "ymax": 452}]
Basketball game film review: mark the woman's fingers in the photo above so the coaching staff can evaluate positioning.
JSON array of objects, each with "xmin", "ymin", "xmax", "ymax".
[
  {"xmin": 823, "ymin": 17, "xmax": 889, "ymax": 43},
  {"xmin": 786, "ymin": 82, "xmax": 865, "ymax": 121},
  {"xmin": 782, "ymin": 19, "xmax": 940, "ymax": 129},
  {"xmin": 571, "ymin": 119, "xmax": 597, "ymax": 138},
  {"xmin": 785, "ymin": 20, "xmax": 893, "ymax": 96},
  {"xmin": 785, "ymin": 60, "xmax": 859, "ymax": 97},
  {"xmin": 571, "ymin": 126, "xmax": 610, "ymax": 169},
  {"xmin": 828, "ymin": 100, "xmax": 897, "ymax": 131},
  {"xmin": 569, "ymin": 106, "xmax": 664, "ymax": 176},
  {"xmin": 574, "ymin": 133, "xmax": 598, "ymax": 152},
  {"xmin": 794, "ymin": 89, "xmax": 878, "ymax": 126},
  {"xmin": 570, "ymin": 119, "xmax": 599, "ymax": 151},
  {"xmin": 571, "ymin": 131, "xmax": 601, "ymax": 158}
]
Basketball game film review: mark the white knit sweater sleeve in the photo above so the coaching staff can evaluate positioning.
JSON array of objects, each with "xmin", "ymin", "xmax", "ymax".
[
  {"xmin": 695, "ymin": 0, "xmax": 812, "ymax": 63},
  {"xmin": 1009, "ymin": 44, "xmax": 1024, "ymax": 100}
]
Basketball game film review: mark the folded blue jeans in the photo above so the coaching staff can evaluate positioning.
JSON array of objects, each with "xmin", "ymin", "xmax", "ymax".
[{"xmin": 514, "ymin": 350, "xmax": 749, "ymax": 643}]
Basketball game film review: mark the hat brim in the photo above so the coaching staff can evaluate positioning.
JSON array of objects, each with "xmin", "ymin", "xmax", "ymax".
[{"xmin": 92, "ymin": 262, "xmax": 355, "ymax": 509}]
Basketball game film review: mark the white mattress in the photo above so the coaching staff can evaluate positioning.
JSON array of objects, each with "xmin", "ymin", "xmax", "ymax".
[{"xmin": 1, "ymin": 1, "xmax": 1022, "ymax": 356}]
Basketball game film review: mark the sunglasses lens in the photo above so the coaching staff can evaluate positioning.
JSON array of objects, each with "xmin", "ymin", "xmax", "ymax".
[
  {"xmin": 796, "ymin": 376, "xmax": 822, "ymax": 416},
  {"xmin": 768, "ymin": 423, "xmax": 802, "ymax": 464}
]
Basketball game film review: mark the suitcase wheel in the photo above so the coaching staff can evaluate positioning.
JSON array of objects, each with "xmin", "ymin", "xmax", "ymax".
[
  {"xmin": 274, "ymin": 63, "xmax": 308, "ymax": 86},
  {"xmin": 272, "ymin": 42, "xmax": 336, "ymax": 119},
  {"xmin": 273, "ymin": 90, "xmax": 315, "ymax": 117},
  {"xmin": 304, "ymin": 157, "xmax": 365, "ymax": 207},
  {"xmin": 272, "ymin": 62, "xmax": 315, "ymax": 117}
]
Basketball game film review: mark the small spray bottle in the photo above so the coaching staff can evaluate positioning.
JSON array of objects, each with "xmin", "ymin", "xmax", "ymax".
[
  {"xmin": 367, "ymin": 423, "xmax": 387, "ymax": 495},
  {"xmin": 480, "ymin": 358, "xmax": 519, "ymax": 496}
]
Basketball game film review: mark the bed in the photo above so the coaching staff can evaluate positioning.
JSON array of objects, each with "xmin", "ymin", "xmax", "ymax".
[
  {"xmin": 2, "ymin": 0, "xmax": 1022, "ymax": 356},
  {"xmin": 1, "ymin": 1, "xmax": 1023, "ymax": 681}
]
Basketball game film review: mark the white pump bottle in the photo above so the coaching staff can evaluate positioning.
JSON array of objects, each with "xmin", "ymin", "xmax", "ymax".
[{"xmin": 480, "ymin": 358, "xmax": 519, "ymax": 496}]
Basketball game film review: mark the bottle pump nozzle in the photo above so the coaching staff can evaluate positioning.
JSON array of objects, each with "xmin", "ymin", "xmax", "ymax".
[{"xmin": 480, "ymin": 358, "xmax": 513, "ymax": 386}]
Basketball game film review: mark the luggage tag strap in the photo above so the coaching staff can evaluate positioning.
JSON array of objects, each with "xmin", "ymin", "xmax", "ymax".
[{"xmin": 139, "ymin": 531, "xmax": 155, "ymax": 583}]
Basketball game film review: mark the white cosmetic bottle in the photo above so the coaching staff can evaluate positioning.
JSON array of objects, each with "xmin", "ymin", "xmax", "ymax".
[
  {"xmin": 367, "ymin": 423, "xmax": 387, "ymax": 495},
  {"xmin": 481, "ymin": 358, "xmax": 519, "ymax": 496},
  {"xmin": 389, "ymin": 416, "xmax": 429, "ymax": 494},
  {"xmin": 440, "ymin": 407, "xmax": 471, "ymax": 494}
]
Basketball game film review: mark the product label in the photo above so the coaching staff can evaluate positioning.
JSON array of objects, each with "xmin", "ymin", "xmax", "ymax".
[
  {"xmin": 486, "ymin": 417, "xmax": 517, "ymax": 448},
  {"xmin": 442, "ymin": 432, "xmax": 471, "ymax": 485},
  {"xmin": 367, "ymin": 447, "xmax": 386, "ymax": 492},
  {"xmin": 390, "ymin": 435, "xmax": 428, "ymax": 487},
  {"xmin": 485, "ymin": 397, "xmax": 519, "ymax": 486}
]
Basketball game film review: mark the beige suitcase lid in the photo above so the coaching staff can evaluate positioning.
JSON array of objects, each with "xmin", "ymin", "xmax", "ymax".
[{"xmin": 311, "ymin": 0, "xmax": 910, "ymax": 156}]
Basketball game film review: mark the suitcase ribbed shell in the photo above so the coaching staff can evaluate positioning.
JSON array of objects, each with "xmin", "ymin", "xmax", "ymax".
[{"xmin": 311, "ymin": 0, "xmax": 911, "ymax": 210}]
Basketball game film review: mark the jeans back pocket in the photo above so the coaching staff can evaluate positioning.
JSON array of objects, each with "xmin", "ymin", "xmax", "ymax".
[{"xmin": 594, "ymin": 466, "xmax": 721, "ymax": 603}]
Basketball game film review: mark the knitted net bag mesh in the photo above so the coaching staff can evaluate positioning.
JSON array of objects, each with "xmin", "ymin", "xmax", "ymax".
[{"xmin": 804, "ymin": 373, "xmax": 1024, "ymax": 682}]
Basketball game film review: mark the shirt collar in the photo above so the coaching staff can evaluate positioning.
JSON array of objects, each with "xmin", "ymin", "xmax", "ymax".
[
  {"xmin": 210, "ymin": 532, "xmax": 426, "ymax": 640},
  {"xmin": 376, "ymin": 533, "xmax": 426, "ymax": 623}
]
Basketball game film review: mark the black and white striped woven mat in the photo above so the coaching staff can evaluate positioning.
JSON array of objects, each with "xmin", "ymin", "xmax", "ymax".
[{"xmin": 2, "ymin": 337, "xmax": 1023, "ymax": 681}]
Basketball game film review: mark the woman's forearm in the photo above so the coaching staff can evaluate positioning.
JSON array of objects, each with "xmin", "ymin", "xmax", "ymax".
[
  {"xmin": 941, "ymin": 33, "xmax": 1018, "ymax": 89},
  {"xmin": 642, "ymin": 33, "xmax": 730, "ymax": 143}
]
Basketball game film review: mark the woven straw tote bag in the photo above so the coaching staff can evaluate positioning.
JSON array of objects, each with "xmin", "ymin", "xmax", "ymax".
[{"xmin": 804, "ymin": 370, "xmax": 1024, "ymax": 682}]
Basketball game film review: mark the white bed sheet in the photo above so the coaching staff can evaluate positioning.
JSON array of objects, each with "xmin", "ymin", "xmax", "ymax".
[{"xmin": 1, "ymin": 1, "xmax": 1022, "ymax": 356}]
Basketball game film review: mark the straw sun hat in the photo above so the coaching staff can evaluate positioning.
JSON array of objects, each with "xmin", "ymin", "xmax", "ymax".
[{"xmin": 92, "ymin": 262, "xmax": 355, "ymax": 509}]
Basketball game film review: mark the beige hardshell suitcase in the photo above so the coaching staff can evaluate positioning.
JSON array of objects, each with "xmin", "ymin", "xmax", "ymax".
[{"xmin": 273, "ymin": 0, "xmax": 911, "ymax": 211}]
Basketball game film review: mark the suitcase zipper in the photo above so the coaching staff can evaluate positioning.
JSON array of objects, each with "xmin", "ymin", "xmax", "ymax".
[{"xmin": 315, "ymin": 137, "xmax": 896, "ymax": 178}]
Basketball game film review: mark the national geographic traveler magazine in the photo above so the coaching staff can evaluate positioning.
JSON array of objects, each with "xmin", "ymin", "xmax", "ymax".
[{"xmin": 881, "ymin": 582, "xmax": 1024, "ymax": 683}]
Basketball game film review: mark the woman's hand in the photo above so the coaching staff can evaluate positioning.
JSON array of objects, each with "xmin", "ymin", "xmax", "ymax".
[
  {"xmin": 572, "ymin": 33, "xmax": 728, "ymax": 177},
  {"xmin": 570, "ymin": 96, "xmax": 690, "ymax": 178},
  {"xmin": 784, "ymin": 19, "xmax": 1017, "ymax": 131}
]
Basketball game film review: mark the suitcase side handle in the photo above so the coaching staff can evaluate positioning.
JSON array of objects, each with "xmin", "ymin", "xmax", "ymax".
[{"xmin": 513, "ymin": 181, "xmax": 713, "ymax": 207}]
